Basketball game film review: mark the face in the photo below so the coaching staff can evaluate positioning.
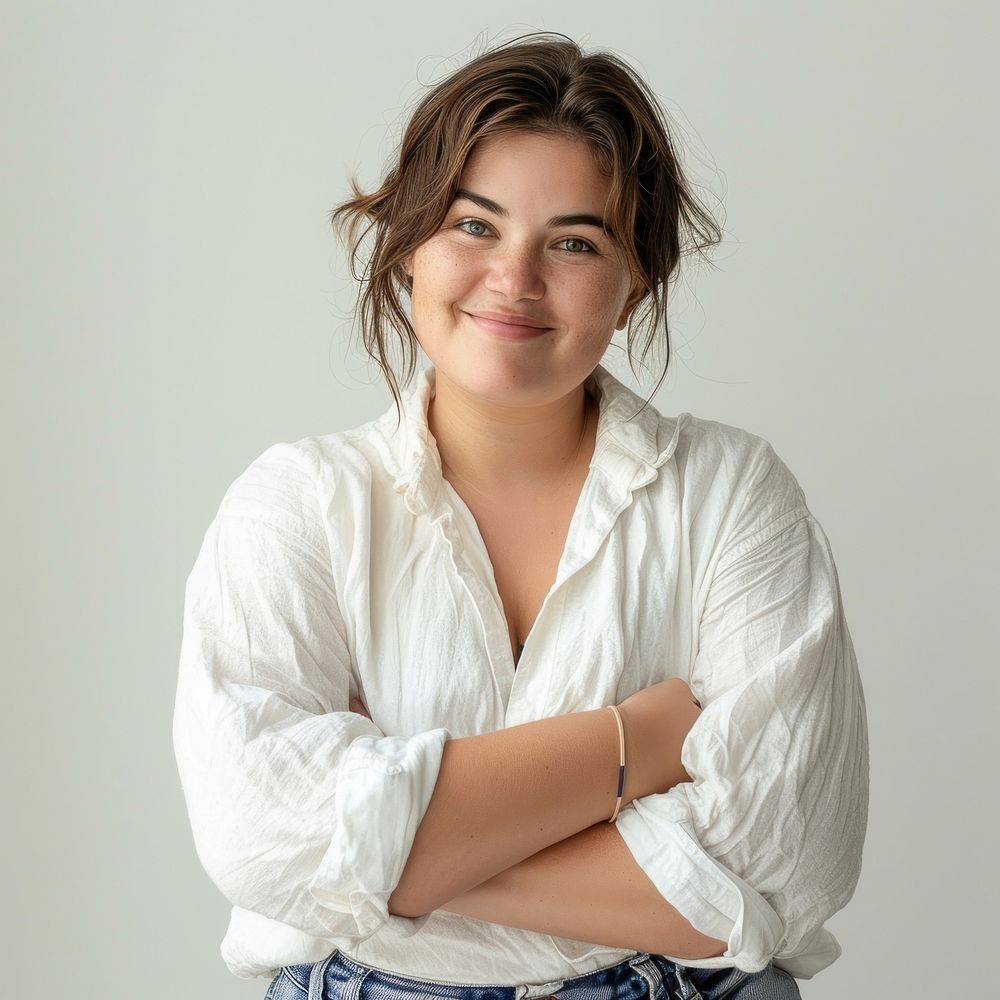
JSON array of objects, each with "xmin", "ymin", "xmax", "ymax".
[{"xmin": 403, "ymin": 130, "xmax": 644, "ymax": 408}]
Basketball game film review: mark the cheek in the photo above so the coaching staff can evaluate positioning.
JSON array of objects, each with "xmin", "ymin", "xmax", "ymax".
[
  {"xmin": 572, "ymin": 269, "xmax": 628, "ymax": 324},
  {"xmin": 412, "ymin": 244, "xmax": 477, "ymax": 304}
]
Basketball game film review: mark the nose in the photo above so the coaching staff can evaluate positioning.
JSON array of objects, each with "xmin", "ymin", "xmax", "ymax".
[{"xmin": 483, "ymin": 241, "xmax": 545, "ymax": 301}]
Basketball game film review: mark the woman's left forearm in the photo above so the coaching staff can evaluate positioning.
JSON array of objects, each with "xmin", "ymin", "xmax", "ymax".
[{"xmin": 435, "ymin": 818, "xmax": 727, "ymax": 961}]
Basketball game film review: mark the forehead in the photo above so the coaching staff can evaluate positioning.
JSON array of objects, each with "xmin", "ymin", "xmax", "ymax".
[{"xmin": 458, "ymin": 131, "xmax": 612, "ymax": 208}]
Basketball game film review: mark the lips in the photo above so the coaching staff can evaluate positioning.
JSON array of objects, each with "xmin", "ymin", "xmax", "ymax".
[{"xmin": 465, "ymin": 310, "xmax": 552, "ymax": 340}]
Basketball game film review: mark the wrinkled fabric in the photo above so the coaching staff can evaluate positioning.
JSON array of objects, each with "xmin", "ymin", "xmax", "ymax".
[{"xmin": 172, "ymin": 362, "xmax": 868, "ymax": 987}]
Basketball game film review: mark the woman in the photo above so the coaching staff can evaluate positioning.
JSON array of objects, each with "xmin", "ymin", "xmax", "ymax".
[{"xmin": 173, "ymin": 32, "xmax": 868, "ymax": 1000}]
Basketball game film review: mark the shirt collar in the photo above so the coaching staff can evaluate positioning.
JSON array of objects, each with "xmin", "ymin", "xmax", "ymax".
[{"xmin": 369, "ymin": 362, "xmax": 689, "ymax": 517}]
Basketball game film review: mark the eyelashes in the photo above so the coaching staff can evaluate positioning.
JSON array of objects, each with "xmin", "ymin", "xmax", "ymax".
[
  {"xmin": 456, "ymin": 218, "xmax": 491, "ymax": 238},
  {"xmin": 453, "ymin": 217, "xmax": 597, "ymax": 254}
]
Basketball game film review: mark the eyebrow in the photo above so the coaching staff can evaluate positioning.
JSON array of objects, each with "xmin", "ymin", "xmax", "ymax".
[{"xmin": 453, "ymin": 187, "xmax": 609, "ymax": 231}]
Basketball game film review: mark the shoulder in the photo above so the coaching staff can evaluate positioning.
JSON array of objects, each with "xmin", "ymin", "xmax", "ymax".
[
  {"xmin": 674, "ymin": 413, "xmax": 778, "ymax": 472},
  {"xmin": 217, "ymin": 419, "xmax": 386, "ymax": 535},
  {"xmin": 674, "ymin": 414, "xmax": 796, "ymax": 487},
  {"xmin": 672, "ymin": 413, "xmax": 810, "ymax": 541}
]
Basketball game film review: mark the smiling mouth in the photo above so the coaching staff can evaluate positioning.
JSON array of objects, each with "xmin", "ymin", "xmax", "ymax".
[{"xmin": 465, "ymin": 312, "xmax": 552, "ymax": 340}]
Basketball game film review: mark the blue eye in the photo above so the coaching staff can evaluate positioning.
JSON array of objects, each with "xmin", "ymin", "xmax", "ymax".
[{"xmin": 456, "ymin": 219, "xmax": 491, "ymax": 237}]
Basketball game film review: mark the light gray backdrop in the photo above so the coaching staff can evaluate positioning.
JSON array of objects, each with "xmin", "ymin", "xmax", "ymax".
[{"xmin": 4, "ymin": 2, "xmax": 997, "ymax": 997}]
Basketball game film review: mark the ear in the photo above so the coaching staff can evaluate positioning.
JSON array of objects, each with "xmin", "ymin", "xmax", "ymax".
[{"xmin": 616, "ymin": 278, "xmax": 646, "ymax": 330}]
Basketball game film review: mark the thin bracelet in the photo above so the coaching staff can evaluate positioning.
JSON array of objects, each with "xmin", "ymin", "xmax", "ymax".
[{"xmin": 607, "ymin": 704, "xmax": 626, "ymax": 822}]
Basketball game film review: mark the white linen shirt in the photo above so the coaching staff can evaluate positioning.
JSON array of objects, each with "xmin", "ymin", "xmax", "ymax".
[{"xmin": 172, "ymin": 362, "xmax": 869, "ymax": 990}]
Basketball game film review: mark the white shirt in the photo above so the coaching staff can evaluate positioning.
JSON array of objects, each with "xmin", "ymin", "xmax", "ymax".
[{"xmin": 172, "ymin": 362, "xmax": 869, "ymax": 990}]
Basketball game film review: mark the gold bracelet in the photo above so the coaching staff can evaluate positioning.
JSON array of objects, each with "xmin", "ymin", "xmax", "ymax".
[{"xmin": 607, "ymin": 704, "xmax": 625, "ymax": 822}]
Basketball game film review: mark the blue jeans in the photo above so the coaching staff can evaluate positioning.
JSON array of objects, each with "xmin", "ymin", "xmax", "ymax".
[{"xmin": 264, "ymin": 949, "xmax": 802, "ymax": 999}]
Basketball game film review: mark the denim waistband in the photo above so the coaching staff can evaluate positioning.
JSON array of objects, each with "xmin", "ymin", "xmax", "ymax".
[{"xmin": 277, "ymin": 948, "xmax": 758, "ymax": 1000}]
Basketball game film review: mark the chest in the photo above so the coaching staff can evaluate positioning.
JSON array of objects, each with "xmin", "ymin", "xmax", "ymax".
[
  {"xmin": 345, "ymin": 453, "xmax": 702, "ymax": 735},
  {"xmin": 468, "ymin": 487, "xmax": 582, "ymax": 668}
]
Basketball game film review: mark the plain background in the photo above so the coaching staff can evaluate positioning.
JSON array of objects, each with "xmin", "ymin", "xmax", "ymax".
[{"xmin": 4, "ymin": 2, "xmax": 996, "ymax": 997}]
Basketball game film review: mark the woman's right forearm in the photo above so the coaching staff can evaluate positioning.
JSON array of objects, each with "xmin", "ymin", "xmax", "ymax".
[{"xmin": 388, "ymin": 685, "xmax": 695, "ymax": 918}]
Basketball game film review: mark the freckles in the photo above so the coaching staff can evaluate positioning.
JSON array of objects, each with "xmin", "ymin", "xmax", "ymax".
[
  {"xmin": 585, "ymin": 271, "xmax": 629, "ymax": 320},
  {"xmin": 420, "ymin": 240, "xmax": 476, "ymax": 276}
]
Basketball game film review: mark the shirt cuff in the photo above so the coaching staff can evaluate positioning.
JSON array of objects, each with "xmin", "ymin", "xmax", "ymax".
[
  {"xmin": 307, "ymin": 727, "xmax": 450, "ymax": 939},
  {"xmin": 615, "ymin": 797, "xmax": 784, "ymax": 973}
]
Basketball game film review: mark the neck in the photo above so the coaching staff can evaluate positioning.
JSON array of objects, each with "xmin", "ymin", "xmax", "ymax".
[{"xmin": 426, "ymin": 370, "xmax": 599, "ymax": 500}]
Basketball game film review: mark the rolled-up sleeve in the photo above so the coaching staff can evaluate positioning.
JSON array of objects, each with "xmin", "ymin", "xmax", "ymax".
[
  {"xmin": 172, "ymin": 442, "xmax": 450, "ymax": 946},
  {"xmin": 615, "ymin": 441, "xmax": 870, "ymax": 977}
]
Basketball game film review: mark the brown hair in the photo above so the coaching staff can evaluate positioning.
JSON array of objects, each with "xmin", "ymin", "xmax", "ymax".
[{"xmin": 329, "ymin": 31, "xmax": 722, "ymax": 423}]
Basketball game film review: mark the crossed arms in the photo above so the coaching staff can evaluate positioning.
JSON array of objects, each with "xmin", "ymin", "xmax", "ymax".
[{"xmin": 350, "ymin": 682, "xmax": 727, "ymax": 960}]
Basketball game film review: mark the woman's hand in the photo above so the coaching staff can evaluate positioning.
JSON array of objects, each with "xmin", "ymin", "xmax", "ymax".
[{"xmin": 616, "ymin": 678, "xmax": 703, "ymax": 797}]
